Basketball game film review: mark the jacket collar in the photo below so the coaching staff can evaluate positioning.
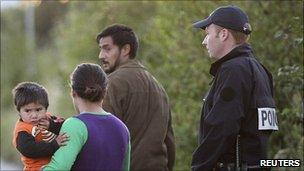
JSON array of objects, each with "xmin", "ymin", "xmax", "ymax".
[
  {"xmin": 209, "ymin": 43, "xmax": 253, "ymax": 76},
  {"xmin": 117, "ymin": 59, "xmax": 146, "ymax": 70}
]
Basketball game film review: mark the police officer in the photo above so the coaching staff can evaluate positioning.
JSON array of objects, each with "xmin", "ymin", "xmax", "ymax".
[{"xmin": 191, "ymin": 5, "xmax": 278, "ymax": 171}]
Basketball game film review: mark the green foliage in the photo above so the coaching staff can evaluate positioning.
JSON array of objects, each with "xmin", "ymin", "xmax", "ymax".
[
  {"xmin": 1, "ymin": 1, "xmax": 303, "ymax": 170},
  {"xmin": 1, "ymin": 8, "xmax": 28, "ymax": 109}
]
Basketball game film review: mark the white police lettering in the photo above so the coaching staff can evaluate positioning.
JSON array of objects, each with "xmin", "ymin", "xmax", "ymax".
[{"xmin": 258, "ymin": 108, "xmax": 278, "ymax": 130}]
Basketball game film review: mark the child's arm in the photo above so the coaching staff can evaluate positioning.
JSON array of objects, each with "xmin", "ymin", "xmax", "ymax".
[
  {"xmin": 15, "ymin": 131, "xmax": 68, "ymax": 158},
  {"xmin": 48, "ymin": 118, "xmax": 63, "ymax": 135},
  {"xmin": 39, "ymin": 115, "xmax": 64, "ymax": 135}
]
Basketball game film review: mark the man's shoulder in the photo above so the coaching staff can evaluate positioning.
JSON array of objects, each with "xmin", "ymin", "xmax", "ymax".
[
  {"xmin": 108, "ymin": 65, "xmax": 146, "ymax": 82},
  {"xmin": 106, "ymin": 69, "xmax": 134, "ymax": 92},
  {"xmin": 219, "ymin": 56, "xmax": 256, "ymax": 77},
  {"xmin": 107, "ymin": 69, "xmax": 131, "ymax": 85},
  {"xmin": 223, "ymin": 55, "xmax": 257, "ymax": 69},
  {"xmin": 108, "ymin": 68, "xmax": 129, "ymax": 78}
]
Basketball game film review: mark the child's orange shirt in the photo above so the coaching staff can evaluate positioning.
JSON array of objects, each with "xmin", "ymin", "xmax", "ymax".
[
  {"xmin": 13, "ymin": 121, "xmax": 51, "ymax": 171},
  {"xmin": 12, "ymin": 112, "xmax": 64, "ymax": 171}
]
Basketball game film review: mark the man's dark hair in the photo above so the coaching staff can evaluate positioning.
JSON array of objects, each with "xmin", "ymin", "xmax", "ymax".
[
  {"xmin": 70, "ymin": 63, "xmax": 108, "ymax": 102},
  {"xmin": 96, "ymin": 24, "xmax": 139, "ymax": 59},
  {"xmin": 12, "ymin": 82, "xmax": 49, "ymax": 111}
]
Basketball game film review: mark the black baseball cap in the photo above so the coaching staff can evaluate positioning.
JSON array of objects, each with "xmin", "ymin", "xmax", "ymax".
[{"xmin": 193, "ymin": 5, "xmax": 252, "ymax": 35}]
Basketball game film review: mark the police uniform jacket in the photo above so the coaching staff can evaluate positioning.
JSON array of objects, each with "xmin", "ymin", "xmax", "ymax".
[{"xmin": 191, "ymin": 43, "xmax": 277, "ymax": 171}]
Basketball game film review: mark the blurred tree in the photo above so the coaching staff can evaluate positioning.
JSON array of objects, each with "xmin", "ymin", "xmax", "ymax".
[
  {"xmin": 1, "ymin": 1, "xmax": 303, "ymax": 170},
  {"xmin": 35, "ymin": 0, "xmax": 68, "ymax": 47},
  {"xmin": 1, "ymin": 8, "xmax": 27, "ymax": 110}
]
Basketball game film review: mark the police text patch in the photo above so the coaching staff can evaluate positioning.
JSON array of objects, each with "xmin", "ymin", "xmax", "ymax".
[{"xmin": 258, "ymin": 108, "xmax": 278, "ymax": 130}]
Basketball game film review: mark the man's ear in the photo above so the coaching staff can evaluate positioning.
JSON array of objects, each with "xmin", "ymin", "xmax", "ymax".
[
  {"xmin": 121, "ymin": 44, "xmax": 131, "ymax": 57},
  {"xmin": 220, "ymin": 28, "xmax": 229, "ymax": 41}
]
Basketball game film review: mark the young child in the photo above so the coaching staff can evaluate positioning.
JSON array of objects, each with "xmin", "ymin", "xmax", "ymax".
[{"xmin": 12, "ymin": 82, "xmax": 69, "ymax": 171}]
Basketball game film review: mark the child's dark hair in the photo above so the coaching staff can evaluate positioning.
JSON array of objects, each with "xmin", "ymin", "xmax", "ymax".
[
  {"xmin": 70, "ymin": 63, "xmax": 108, "ymax": 102},
  {"xmin": 12, "ymin": 82, "xmax": 49, "ymax": 111}
]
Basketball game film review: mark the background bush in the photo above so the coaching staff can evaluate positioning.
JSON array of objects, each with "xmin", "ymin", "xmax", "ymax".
[{"xmin": 1, "ymin": 1, "xmax": 303, "ymax": 170}]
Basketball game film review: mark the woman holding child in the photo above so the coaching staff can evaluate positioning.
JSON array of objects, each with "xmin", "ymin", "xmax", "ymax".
[{"xmin": 42, "ymin": 63, "xmax": 130, "ymax": 170}]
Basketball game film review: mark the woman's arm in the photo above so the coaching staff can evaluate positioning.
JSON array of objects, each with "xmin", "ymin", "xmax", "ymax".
[{"xmin": 42, "ymin": 117, "xmax": 88, "ymax": 170}]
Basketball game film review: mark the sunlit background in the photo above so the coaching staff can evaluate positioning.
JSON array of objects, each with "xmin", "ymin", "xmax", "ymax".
[{"xmin": 1, "ymin": 1, "xmax": 303, "ymax": 170}]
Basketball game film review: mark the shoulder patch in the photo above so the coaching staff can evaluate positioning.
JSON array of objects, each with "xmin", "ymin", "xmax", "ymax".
[{"xmin": 220, "ymin": 87, "xmax": 235, "ymax": 102}]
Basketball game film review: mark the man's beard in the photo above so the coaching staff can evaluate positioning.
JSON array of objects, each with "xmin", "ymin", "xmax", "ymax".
[{"xmin": 101, "ymin": 51, "xmax": 121, "ymax": 74}]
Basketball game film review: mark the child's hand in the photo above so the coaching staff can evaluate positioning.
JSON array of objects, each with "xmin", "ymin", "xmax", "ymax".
[
  {"xmin": 38, "ymin": 118, "xmax": 50, "ymax": 130},
  {"xmin": 56, "ymin": 133, "xmax": 69, "ymax": 146}
]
